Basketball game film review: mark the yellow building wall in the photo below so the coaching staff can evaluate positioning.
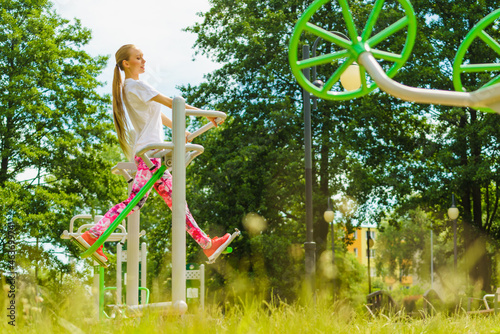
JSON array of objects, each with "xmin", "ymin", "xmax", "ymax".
[
  {"xmin": 347, "ymin": 227, "xmax": 378, "ymax": 266},
  {"xmin": 346, "ymin": 227, "xmax": 375, "ymax": 268},
  {"xmin": 346, "ymin": 227, "xmax": 413, "ymax": 286}
]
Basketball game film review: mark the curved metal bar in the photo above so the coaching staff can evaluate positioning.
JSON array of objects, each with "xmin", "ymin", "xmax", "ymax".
[
  {"xmin": 184, "ymin": 150, "xmax": 204, "ymax": 169},
  {"xmin": 69, "ymin": 214, "xmax": 93, "ymax": 234},
  {"xmin": 136, "ymin": 143, "xmax": 174, "ymax": 169},
  {"xmin": 62, "ymin": 223, "xmax": 127, "ymax": 242},
  {"xmin": 136, "ymin": 143, "xmax": 175, "ymax": 156},
  {"xmin": 111, "ymin": 162, "xmax": 137, "ymax": 182},
  {"xmin": 358, "ymin": 52, "xmax": 500, "ymax": 113},
  {"xmin": 136, "ymin": 143, "xmax": 204, "ymax": 170},
  {"xmin": 185, "ymin": 110, "xmax": 226, "ymax": 142},
  {"xmin": 76, "ymin": 223, "xmax": 126, "ymax": 236},
  {"xmin": 185, "ymin": 109, "xmax": 226, "ymax": 119}
]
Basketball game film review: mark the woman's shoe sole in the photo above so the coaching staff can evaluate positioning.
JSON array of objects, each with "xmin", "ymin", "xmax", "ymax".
[{"xmin": 206, "ymin": 229, "xmax": 241, "ymax": 264}]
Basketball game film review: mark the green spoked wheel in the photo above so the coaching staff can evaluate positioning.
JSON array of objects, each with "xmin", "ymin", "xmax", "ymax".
[
  {"xmin": 289, "ymin": 0, "xmax": 417, "ymax": 101},
  {"xmin": 453, "ymin": 9, "xmax": 500, "ymax": 114}
]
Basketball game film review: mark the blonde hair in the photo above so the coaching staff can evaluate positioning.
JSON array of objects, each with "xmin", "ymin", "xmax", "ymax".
[{"xmin": 113, "ymin": 44, "xmax": 136, "ymax": 161}]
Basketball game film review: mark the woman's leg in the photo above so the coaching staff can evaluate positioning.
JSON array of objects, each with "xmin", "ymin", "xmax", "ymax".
[
  {"xmin": 153, "ymin": 169, "xmax": 212, "ymax": 249},
  {"xmin": 89, "ymin": 156, "xmax": 157, "ymax": 237}
]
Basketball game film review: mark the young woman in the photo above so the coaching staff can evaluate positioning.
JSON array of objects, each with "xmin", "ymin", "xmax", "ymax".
[{"xmin": 75, "ymin": 44, "xmax": 230, "ymax": 266}]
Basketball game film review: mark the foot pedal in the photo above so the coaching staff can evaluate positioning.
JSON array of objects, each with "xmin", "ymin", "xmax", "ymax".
[
  {"xmin": 206, "ymin": 229, "xmax": 241, "ymax": 264},
  {"xmin": 71, "ymin": 236, "xmax": 109, "ymax": 268}
]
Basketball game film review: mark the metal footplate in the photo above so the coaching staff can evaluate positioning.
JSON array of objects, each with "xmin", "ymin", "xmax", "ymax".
[
  {"xmin": 206, "ymin": 229, "xmax": 241, "ymax": 264},
  {"xmin": 71, "ymin": 236, "xmax": 110, "ymax": 268}
]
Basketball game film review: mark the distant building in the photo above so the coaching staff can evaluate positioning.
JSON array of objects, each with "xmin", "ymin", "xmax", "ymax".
[
  {"xmin": 346, "ymin": 227, "xmax": 377, "ymax": 278},
  {"xmin": 346, "ymin": 226, "xmax": 413, "ymax": 288}
]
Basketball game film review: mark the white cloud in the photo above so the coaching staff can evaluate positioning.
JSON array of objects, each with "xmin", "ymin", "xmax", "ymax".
[{"xmin": 53, "ymin": 0, "xmax": 220, "ymax": 98}]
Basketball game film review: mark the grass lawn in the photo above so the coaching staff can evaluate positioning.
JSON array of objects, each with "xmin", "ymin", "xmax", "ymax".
[{"xmin": 4, "ymin": 295, "xmax": 500, "ymax": 334}]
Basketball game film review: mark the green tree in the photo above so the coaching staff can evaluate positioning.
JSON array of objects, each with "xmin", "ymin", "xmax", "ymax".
[
  {"xmin": 180, "ymin": 0, "xmax": 436, "ymax": 299},
  {"xmin": 375, "ymin": 208, "xmax": 431, "ymax": 283},
  {"xmin": 402, "ymin": 0, "xmax": 500, "ymax": 291},
  {"xmin": 181, "ymin": 0, "xmax": 500, "ymax": 297},
  {"xmin": 0, "ymin": 0, "xmax": 124, "ymax": 279},
  {"xmin": 181, "ymin": 0, "xmax": 316, "ymax": 300}
]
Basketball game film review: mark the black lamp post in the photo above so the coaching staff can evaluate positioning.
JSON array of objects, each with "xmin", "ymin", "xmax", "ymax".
[
  {"xmin": 447, "ymin": 194, "xmax": 459, "ymax": 269},
  {"xmin": 302, "ymin": 44, "xmax": 316, "ymax": 300},
  {"xmin": 367, "ymin": 228, "xmax": 374, "ymax": 294},
  {"xmin": 302, "ymin": 31, "xmax": 356, "ymax": 301}
]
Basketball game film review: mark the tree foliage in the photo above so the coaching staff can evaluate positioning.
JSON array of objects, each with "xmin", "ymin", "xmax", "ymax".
[
  {"xmin": 375, "ymin": 208, "xmax": 431, "ymax": 282},
  {"xmin": 3, "ymin": 0, "xmax": 500, "ymax": 304},
  {"xmin": 0, "ymin": 0, "xmax": 124, "ymax": 280},
  {"xmin": 181, "ymin": 0, "xmax": 500, "ymax": 297}
]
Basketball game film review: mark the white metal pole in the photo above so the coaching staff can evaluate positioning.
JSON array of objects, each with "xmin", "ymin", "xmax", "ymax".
[
  {"xmin": 127, "ymin": 184, "xmax": 140, "ymax": 306},
  {"xmin": 92, "ymin": 215, "xmax": 105, "ymax": 317},
  {"xmin": 200, "ymin": 264, "xmax": 205, "ymax": 311},
  {"xmin": 141, "ymin": 242, "xmax": 147, "ymax": 304},
  {"xmin": 430, "ymin": 222, "xmax": 434, "ymax": 289},
  {"xmin": 93, "ymin": 265, "xmax": 99, "ymax": 320},
  {"xmin": 172, "ymin": 96, "xmax": 187, "ymax": 308},
  {"xmin": 117, "ymin": 243, "xmax": 122, "ymax": 305}
]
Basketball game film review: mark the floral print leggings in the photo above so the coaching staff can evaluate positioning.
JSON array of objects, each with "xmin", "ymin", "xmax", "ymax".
[{"xmin": 89, "ymin": 156, "xmax": 211, "ymax": 249}]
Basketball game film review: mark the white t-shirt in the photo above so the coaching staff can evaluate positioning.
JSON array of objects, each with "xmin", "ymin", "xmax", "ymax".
[{"xmin": 123, "ymin": 79, "xmax": 163, "ymax": 155}]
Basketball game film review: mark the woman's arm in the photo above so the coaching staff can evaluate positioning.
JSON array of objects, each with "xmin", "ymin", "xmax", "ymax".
[
  {"xmin": 160, "ymin": 112, "xmax": 172, "ymax": 128},
  {"xmin": 152, "ymin": 93, "xmax": 218, "ymax": 127},
  {"xmin": 152, "ymin": 93, "xmax": 199, "ymax": 111}
]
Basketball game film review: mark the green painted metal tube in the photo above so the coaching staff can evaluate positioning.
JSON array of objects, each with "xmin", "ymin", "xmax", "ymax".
[{"xmin": 138, "ymin": 287, "xmax": 150, "ymax": 304}]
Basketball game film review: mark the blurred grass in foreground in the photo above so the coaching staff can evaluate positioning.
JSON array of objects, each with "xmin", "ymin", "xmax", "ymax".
[
  {"xmin": 3, "ymin": 285, "xmax": 500, "ymax": 334},
  {"xmin": 3, "ymin": 258, "xmax": 500, "ymax": 334}
]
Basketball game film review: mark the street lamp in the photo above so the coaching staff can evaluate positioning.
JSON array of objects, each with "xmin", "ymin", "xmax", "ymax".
[
  {"xmin": 447, "ymin": 194, "xmax": 459, "ymax": 269},
  {"xmin": 340, "ymin": 62, "xmax": 361, "ymax": 91},
  {"xmin": 367, "ymin": 228, "xmax": 375, "ymax": 294},
  {"xmin": 303, "ymin": 32, "xmax": 359, "ymax": 300},
  {"xmin": 430, "ymin": 221, "xmax": 434, "ymax": 289},
  {"xmin": 311, "ymin": 31, "xmax": 361, "ymax": 109},
  {"xmin": 301, "ymin": 44, "xmax": 316, "ymax": 300},
  {"xmin": 324, "ymin": 198, "xmax": 335, "ymax": 296}
]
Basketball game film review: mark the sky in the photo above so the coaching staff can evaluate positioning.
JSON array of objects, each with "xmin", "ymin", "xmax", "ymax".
[{"xmin": 52, "ymin": 0, "xmax": 220, "ymax": 98}]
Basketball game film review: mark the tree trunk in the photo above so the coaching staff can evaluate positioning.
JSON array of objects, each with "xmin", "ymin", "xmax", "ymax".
[{"xmin": 459, "ymin": 109, "xmax": 491, "ymax": 292}]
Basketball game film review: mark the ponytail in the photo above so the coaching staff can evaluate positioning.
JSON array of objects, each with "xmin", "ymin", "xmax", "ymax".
[{"xmin": 113, "ymin": 44, "xmax": 136, "ymax": 161}]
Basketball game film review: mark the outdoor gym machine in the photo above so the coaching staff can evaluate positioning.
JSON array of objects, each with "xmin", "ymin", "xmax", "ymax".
[
  {"xmin": 64, "ymin": 96, "xmax": 226, "ymax": 316},
  {"xmin": 61, "ymin": 214, "xmax": 135, "ymax": 319},
  {"xmin": 289, "ymin": 0, "xmax": 500, "ymax": 113}
]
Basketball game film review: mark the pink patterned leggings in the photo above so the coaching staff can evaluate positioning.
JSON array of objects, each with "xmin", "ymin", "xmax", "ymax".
[{"xmin": 89, "ymin": 156, "xmax": 211, "ymax": 249}]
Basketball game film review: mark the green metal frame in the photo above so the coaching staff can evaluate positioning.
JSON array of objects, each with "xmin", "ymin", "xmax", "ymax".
[
  {"xmin": 99, "ymin": 266, "xmax": 104, "ymax": 319},
  {"xmin": 289, "ymin": 0, "xmax": 417, "ymax": 101},
  {"xmin": 80, "ymin": 164, "xmax": 167, "ymax": 259},
  {"xmin": 453, "ymin": 9, "xmax": 500, "ymax": 114}
]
